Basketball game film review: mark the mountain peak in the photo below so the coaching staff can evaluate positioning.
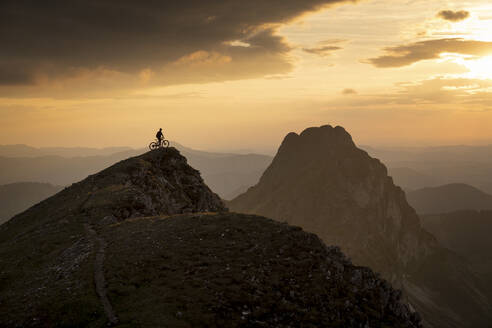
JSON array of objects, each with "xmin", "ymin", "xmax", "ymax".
[
  {"xmin": 231, "ymin": 125, "xmax": 425, "ymax": 277},
  {"xmin": 77, "ymin": 147, "xmax": 227, "ymax": 221},
  {"xmin": 280, "ymin": 125, "xmax": 355, "ymax": 154}
]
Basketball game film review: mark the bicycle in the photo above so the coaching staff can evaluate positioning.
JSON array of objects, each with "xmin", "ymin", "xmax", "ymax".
[{"xmin": 149, "ymin": 138, "xmax": 170, "ymax": 150}]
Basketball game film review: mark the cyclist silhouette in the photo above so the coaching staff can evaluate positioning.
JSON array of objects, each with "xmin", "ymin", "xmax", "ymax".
[
  {"xmin": 149, "ymin": 128, "xmax": 169, "ymax": 150},
  {"xmin": 156, "ymin": 128, "xmax": 163, "ymax": 145}
]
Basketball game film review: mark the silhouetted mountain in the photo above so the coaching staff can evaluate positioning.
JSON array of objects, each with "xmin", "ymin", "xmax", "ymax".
[
  {"xmin": 0, "ymin": 148, "xmax": 420, "ymax": 327},
  {"xmin": 407, "ymin": 184, "xmax": 492, "ymax": 214},
  {"xmin": 230, "ymin": 125, "xmax": 492, "ymax": 328},
  {"xmin": 0, "ymin": 143, "xmax": 272, "ymax": 199},
  {"xmin": 0, "ymin": 182, "xmax": 63, "ymax": 224},
  {"xmin": 421, "ymin": 210, "xmax": 492, "ymax": 299}
]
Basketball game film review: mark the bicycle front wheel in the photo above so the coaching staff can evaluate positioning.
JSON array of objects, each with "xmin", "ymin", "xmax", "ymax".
[
  {"xmin": 149, "ymin": 142, "xmax": 159, "ymax": 151},
  {"xmin": 162, "ymin": 140, "xmax": 170, "ymax": 148}
]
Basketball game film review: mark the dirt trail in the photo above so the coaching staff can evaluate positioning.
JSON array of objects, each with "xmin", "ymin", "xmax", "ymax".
[{"xmin": 85, "ymin": 224, "xmax": 118, "ymax": 325}]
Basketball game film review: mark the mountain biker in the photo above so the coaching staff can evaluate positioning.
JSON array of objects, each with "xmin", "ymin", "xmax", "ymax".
[{"xmin": 156, "ymin": 128, "xmax": 164, "ymax": 145}]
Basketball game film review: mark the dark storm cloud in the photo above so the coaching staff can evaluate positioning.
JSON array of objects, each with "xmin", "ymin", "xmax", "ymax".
[
  {"xmin": 366, "ymin": 38, "xmax": 492, "ymax": 68},
  {"xmin": 437, "ymin": 10, "xmax": 470, "ymax": 22},
  {"xmin": 0, "ymin": 0, "xmax": 356, "ymax": 87},
  {"xmin": 0, "ymin": 66, "xmax": 34, "ymax": 85}
]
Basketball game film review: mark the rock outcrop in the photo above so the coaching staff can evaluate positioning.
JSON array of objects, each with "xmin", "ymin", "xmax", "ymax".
[
  {"xmin": 75, "ymin": 147, "xmax": 227, "ymax": 219},
  {"xmin": 229, "ymin": 125, "xmax": 492, "ymax": 328},
  {"xmin": 0, "ymin": 147, "xmax": 421, "ymax": 327}
]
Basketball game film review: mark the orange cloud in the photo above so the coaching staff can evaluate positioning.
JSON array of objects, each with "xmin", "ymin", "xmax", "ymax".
[
  {"xmin": 303, "ymin": 45, "xmax": 343, "ymax": 57},
  {"xmin": 366, "ymin": 38, "xmax": 492, "ymax": 68},
  {"xmin": 173, "ymin": 51, "xmax": 232, "ymax": 66}
]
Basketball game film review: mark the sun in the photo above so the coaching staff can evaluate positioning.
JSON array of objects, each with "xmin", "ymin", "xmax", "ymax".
[
  {"xmin": 426, "ymin": 8, "xmax": 492, "ymax": 80},
  {"xmin": 440, "ymin": 53, "xmax": 492, "ymax": 80},
  {"xmin": 461, "ymin": 56, "xmax": 492, "ymax": 79}
]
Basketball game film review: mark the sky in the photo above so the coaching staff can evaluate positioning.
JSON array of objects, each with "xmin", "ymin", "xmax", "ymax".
[{"xmin": 1, "ymin": 0, "xmax": 492, "ymax": 153}]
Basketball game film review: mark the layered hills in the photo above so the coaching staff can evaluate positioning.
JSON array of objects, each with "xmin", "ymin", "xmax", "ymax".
[
  {"xmin": 0, "ymin": 143, "xmax": 272, "ymax": 199},
  {"xmin": 0, "ymin": 147, "xmax": 419, "ymax": 327},
  {"xmin": 0, "ymin": 182, "xmax": 62, "ymax": 224},
  {"xmin": 422, "ymin": 210, "xmax": 492, "ymax": 259},
  {"xmin": 0, "ymin": 144, "xmax": 133, "ymax": 158},
  {"xmin": 406, "ymin": 183, "xmax": 492, "ymax": 214},
  {"xmin": 421, "ymin": 210, "xmax": 492, "ymax": 297},
  {"xmin": 230, "ymin": 125, "xmax": 492, "ymax": 328},
  {"xmin": 364, "ymin": 145, "xmax": 492, "ymax": 194}
]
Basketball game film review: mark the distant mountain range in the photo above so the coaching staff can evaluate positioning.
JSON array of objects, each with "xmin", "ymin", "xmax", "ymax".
[
  {"xmin": 363, "ymin": 145, "xmax": 492, "ymax": 194},
  {"xmin": 230, "ymin": 125, "xmax": 492, "ymax": 328},
  {"xmin": 387, "ymin": 167, "xmax": 441, "ymax": 191},
  {"xmin": 4, "ymin": 142, "xmax": 492, "ymax": 202},
  {"xmin": 407, "ymin": 184, "xmax": 492, "ymax": 214},
  {"xmin": 0, "ymin": 143, "xmax": 272, "ymax": 200},
  {"xmin": 0, "ymin": 144, "xmax": 133, "ymax": 157},
  {"xmin": 362, "ymin": 144, "xmax": 492, "ymax": 164},
  {"xmin": 0, "ymin": 182, "xmax": 63, "ymax": 224}
]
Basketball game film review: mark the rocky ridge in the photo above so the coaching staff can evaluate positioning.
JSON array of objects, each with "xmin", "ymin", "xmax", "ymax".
[
  {"xmin": 101, "ymin": 213, "xmax": 421, "ymax": 327},
  {"xmin": 0, "ymin": 146, "xmax": 420, "ymax": 327}
]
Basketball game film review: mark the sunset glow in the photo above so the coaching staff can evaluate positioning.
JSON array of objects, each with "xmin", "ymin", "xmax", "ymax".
[
  {"xmin": 1, "ymin": 1, "xmax": 491, "ymax": 151},
  {"xmin": 461, "ymin": 56, "xmax": 492, "ymax": 79}
]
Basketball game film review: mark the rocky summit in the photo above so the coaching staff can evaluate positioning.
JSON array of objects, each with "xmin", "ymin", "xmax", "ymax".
[
  {"xmin": 0, "ymin": 147, "xmax": 420, "ymax": 327},
  {"xmin": 229, "ymin": 125, "xmax": 492, "ymax": 328},
  {"xmin": 71, "ymin": 146, "xmax": 227, "ymax": 219}
]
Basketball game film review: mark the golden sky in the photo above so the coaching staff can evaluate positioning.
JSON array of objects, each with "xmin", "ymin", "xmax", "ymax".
[{"xmin": 1, "ymin": 0, "xmax": 491, "ymax": 153}]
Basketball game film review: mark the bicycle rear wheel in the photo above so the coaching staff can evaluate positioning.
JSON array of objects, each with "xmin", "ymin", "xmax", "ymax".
[{"xmin": 149, "ymin": 142, "xmax": 159, "ymax": 150}]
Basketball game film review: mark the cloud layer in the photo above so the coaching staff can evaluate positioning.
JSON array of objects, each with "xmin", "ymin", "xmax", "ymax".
[
  {"xmin": 342, "ymin": 88, "xmax": 357, "ymax": 95},
  {"xmin": 437, "ymin": 10, "xmax": 470, "ymax": 22},
  {"xmin": 303, "ymin": 39, "xmax": 346, "ymax": 57},
  {"xmin": 303, "ymin": 45, "xmax": 343, "ymax": 57},
  {"xmin": 367, "ymin": 38, "xmax": 492, "ymax": 68},
  {"xmin": 0, "ymin": 0, "xmax": 356, "ymax": 91}
]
